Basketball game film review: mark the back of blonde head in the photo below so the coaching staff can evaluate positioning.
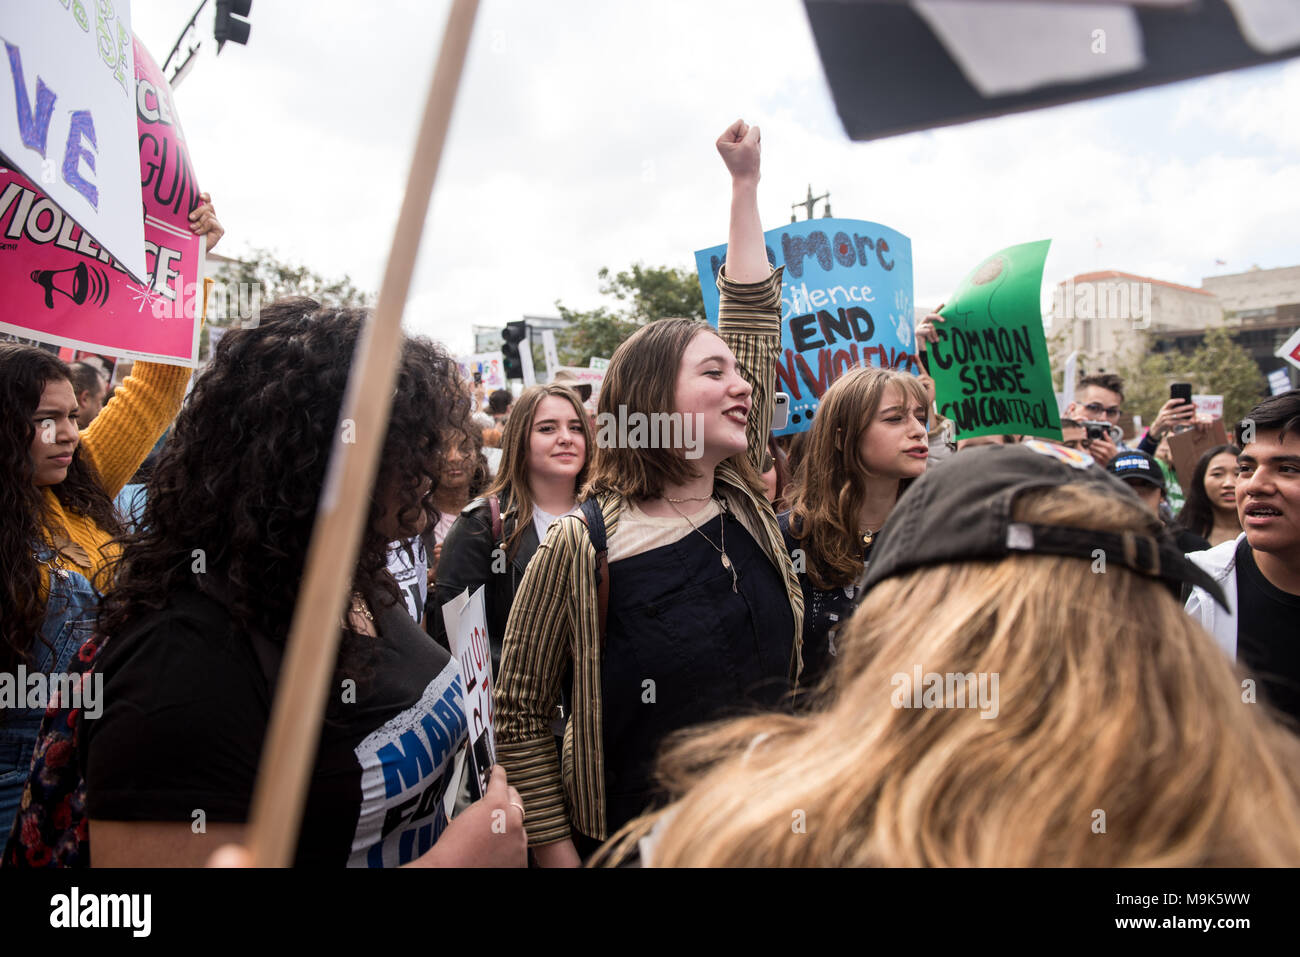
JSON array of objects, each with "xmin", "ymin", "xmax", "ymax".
[{"xmin": 623, "ymin": 484, "xmax": 1300, "ymax": 867}]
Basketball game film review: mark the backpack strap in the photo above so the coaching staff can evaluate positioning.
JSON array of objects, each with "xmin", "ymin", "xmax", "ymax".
[
  {"xmin": 488, "ymin": 494, "xmax": 503, "ymax": 544},
  {"xmin": 574, "ymin": 497, "xmax": 609, "ymax": 644}
]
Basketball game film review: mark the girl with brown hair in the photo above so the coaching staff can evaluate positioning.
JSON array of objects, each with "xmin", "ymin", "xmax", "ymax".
[
  {"xmin": 494, "ymin": 119, "xmax": 803, "ymax": 866},
  {"xmin": 609, "ymin": 443, "xmax": 1300, "ymax": 867},
  {"xmin": 779, "ymin": 366, "xmax": 930, "ymax": 690},
  {"xmin": 431, "ymin": 382, "xmax": 592, "ymax": 671}
]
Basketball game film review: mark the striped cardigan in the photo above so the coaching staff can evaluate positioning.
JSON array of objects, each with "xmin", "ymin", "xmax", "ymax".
[{"xmin": 494, "ymin": 266, "xmax": 804, "ymax": 845}]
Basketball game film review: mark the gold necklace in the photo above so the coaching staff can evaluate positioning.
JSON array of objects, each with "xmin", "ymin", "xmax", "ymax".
[
  {"xmin": 665, "ymin": 497, "xmax": 738, "ymax": 592},
  {"xmin": 350, "ymin": 592, "xmax": 374, "ymax": 622}
]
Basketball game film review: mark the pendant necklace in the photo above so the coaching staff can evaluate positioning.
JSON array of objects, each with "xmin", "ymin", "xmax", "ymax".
[{"xmin": 665, "ymin": 496, "xmax": 738, "ymax": 593}]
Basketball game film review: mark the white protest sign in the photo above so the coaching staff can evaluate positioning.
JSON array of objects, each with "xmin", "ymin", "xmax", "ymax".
[
  {"xmin": 1277, "ymin": 327, "xmax": 1300, "ymax": 372},
  {"xmin": 519, "ymin": 335, "xmax": 536, "ymax": 386},
  {"xmin": 456, "ymin": 351, "xmax": 505, "ymax": 389},
  {"xmin": 588, "ymin": 355, "xmax": 609, "ymax": 371},
  {"xmin": 0, "ymin": 1, "xmax": 146, "ymax": 283},
  {"xmin": 1268, "ymin": 367, "xmax": 1292, "ymax": 396},
  {"xmin": 1192, "ymin": 394, "xmax": 1223, "ymax": 420},
  {"xmin": 440, "ymin": 585, "xmax": 495, "ymax": 802},
  {"xmin": 541, "ymin": 328, "xmax": 559, "ymax": 380},
  {"xmin": 1060, "ymin": 350, "xmax": 1078, "ymax": 413}
]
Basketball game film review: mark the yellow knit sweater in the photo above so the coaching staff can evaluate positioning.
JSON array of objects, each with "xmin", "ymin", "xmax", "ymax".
[{"xmin": 42, "ymin": 360, "xmax": 191, "ymax": 588}]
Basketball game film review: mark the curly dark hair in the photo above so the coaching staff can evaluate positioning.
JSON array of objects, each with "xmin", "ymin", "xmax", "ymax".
[
  {"xmin": 98, "ymin": 298, "xmax": 470, "ymax": 669},
  {"xmin": 0, "ymin": 345, "xmax": 121, "ymax": 673}
]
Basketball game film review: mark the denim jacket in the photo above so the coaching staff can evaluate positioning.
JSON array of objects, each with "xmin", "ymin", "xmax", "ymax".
[{"xmin": 0, "ymin": 548, "xmax": 99, "ymax": 837}]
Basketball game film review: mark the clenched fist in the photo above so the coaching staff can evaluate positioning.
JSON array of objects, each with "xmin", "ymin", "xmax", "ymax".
[{"xmin": 717, "ymin": 118, "xmax": 761, "ymax": 185}]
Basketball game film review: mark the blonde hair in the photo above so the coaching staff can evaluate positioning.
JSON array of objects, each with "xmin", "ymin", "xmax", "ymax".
[
  {"xmin": 785, "ymin": 367, "xmax": 929, "ymax": 589},
  {"xmin": 602, "ymin": 484, "xmax": 1300, "ymax": 866}
]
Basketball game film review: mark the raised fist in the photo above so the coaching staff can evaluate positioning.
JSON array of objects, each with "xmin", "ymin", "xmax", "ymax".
[{"xmin": 716, "ymin": 118, "xmax": 761, "ymax": 184}]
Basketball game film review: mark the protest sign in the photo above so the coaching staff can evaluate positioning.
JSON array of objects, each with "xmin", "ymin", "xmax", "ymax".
[
  {"xmin": 588, "ymin": 355, "xmax": 609, "ymax": 371},
  {"xmin": 1268, "ymin": 367, "xmax": 1292, "ymax": 396},
  {"xmin": 1277, "ymin": 328, "xmax": 1300, "ymax": 371},
  {"xmin": 1193, "ymin": 394, "xmax": 1223, "ymax": 420},
  {"xmin": 541, "ymin": 329, "xmax": 559, "ymax": 379},
  {"xmin": 441, "ymin": 586, "xmax": 495, "ymax": 802},
  {"xmin": 457, "ymin": 351, "xmax": 505, "ymax": 388},
  {"xmin": 1168, "ymin": 418, "xmax": 1230, "ymax": 491},
  {"xmin": 0, "ymin": 1, "xmax": 145, "ymax": 283},
  {"xmin": 696, "ymin": 217, "xmax": 915, "ymax": 435},
  {"xmin": 555, "ymin": 365, "xmax": 604, "ymax": 402},
  {"xmin": 930, "ymin": 240, "xmax": 1061, "ymax": 441},
  {"xmin": 0, "ymin": 35, "xmax": 204, "ymax": 366}
]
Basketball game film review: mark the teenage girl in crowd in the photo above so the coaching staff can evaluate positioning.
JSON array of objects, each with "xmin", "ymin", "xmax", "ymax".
[
  {"xmin": 83, "ymin": 300, "xmax": 525, "ymax": 867},
  {"xmin": 779, "ymin": 366, "xmax": 929, "ymax": 690},
  {"xmin": 494, "ymin": 119, "xmax": 804, "ymax": 866},
  {"xmin": 612, "ymin": 445, "xmax": 1300, "ymax": 866},
  {"xmin": 1176, "ymin": 444, "xmax": 1243, "ymax": 547},
  {"xmin": 431, "ymin": 383, "xmax": 592, "ymax": 672},
  {"xmin": 0, "ymin": 197, "xmax": 221, "ymax": 853}
]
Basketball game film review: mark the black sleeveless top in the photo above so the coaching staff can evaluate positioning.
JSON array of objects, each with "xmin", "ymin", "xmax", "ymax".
[{"xmin": 597, "ymin": 505, "xmax": 795, "ymax": 834}]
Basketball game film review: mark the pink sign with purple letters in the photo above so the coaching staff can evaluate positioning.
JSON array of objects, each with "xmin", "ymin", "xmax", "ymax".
[{"xmin": 0, "ymin": 35, "xmax": 203, "ymax": 366}]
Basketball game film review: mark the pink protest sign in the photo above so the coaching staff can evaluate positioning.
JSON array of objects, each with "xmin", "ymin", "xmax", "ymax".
[{"xmin": 0, "ymin": 35, "xmax": 203, "ymax": 367}]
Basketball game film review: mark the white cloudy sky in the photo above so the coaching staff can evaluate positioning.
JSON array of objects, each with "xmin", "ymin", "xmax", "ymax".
[{"xmin": 130, "ymin": 0, "xmax": 1300, "ymax": 354}]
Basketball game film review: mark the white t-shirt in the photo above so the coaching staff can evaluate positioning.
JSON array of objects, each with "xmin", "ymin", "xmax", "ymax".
[
  {"xmin": 386, "ymin": 537, "xmax": 428, "ymax": 622},
  {"xmin": 532, "ymin": 504, "xmax": 577, "ymax": 544}
]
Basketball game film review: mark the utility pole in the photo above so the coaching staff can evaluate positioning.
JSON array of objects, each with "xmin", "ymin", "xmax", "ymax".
[
  {"xmin": 161, "ymin": 0, "xmax": 211, "ymax": 89},
  {"xmin": 791, "ymin": 184, "xmax": 831, "ymax": 222}
]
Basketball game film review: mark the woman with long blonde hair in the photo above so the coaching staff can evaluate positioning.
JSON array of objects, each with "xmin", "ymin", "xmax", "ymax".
[
  {"xmin": 612, "ymin": 443, "xmax": 1300, "ymax": 867},
  {"xmin": 780, "ymin": 366, "xmax": 930, "ymax": 689}
]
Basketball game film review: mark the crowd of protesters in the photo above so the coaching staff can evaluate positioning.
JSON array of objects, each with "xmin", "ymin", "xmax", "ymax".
[{"xmin": 3, "ymin": 123, "xmax": 1300, "ymax": 870}]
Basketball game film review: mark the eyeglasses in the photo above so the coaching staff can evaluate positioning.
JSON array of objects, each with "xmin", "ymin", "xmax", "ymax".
[{"xmin": 1083, "ymin": 402, "xmax": 1122, "ymax": 419}]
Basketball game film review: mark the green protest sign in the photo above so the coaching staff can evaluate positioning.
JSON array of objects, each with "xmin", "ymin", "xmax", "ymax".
[{"xmin": 930, "ymin": 240, "xmax": 1062, "ymax": 441}]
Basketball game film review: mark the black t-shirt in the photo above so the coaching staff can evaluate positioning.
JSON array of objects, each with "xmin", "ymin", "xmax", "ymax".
[
  {"xmin": 83, "ymin": 589, "xmax": 468, "ymax": 867},
  {"xmin": 1235, "ymin": 540, "xmax": 1300, "ymax": 731}
]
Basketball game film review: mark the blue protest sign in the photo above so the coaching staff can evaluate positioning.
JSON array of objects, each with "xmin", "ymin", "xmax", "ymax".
[{"xmin": 695, "ymin": 218, "xmax": 915, "ymax": 435}]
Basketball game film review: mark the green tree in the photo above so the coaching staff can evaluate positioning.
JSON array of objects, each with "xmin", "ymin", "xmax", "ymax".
[
  {"xmin": 1114, "ymin": 326, "xmax": 1266, "ymax": 429},
  {"xmin": 201, "ymin": 249, "xmax": 374, "ymax": 360},
  {"xmin": 554, "ymin": 263, "xmax": 706, "ymax": 367}
]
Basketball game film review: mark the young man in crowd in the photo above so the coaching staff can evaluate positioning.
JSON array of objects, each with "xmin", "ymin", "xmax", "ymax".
[
  {"xmin": 1107, "ymin": 449, "xmax": 1208, "ymax": 553},
  {"xmin": 1054, "ymin": 418, "xmax": 1088, "ymax": 453},
  {"xmin": 488, "ymin": 388, "xmax": 513, "ymax": 426},
  {"xmin": 67, "ymin": 361, "xmax": 107, "ymax": 428},
  {"xmin": 1065, "ymin": 373, "xmax": 1126, "ymax": 467},
  {"xmin": 1186, "ymin": 391, "xmax": 1300, "ymax": 729}
]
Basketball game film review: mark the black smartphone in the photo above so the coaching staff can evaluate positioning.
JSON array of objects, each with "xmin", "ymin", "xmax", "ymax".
[
  {"xmin": 473, "ymin": 370, "xmax": 482, "ymax": 386},
  {"xmin": 1170, "ymin": 382, "xmax": 1192, "ymax": 404}
]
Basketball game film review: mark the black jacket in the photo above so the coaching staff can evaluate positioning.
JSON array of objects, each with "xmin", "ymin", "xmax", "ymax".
[{"xmin": 428, "ymin": 494, "xmax": 541, "ymax": 675}]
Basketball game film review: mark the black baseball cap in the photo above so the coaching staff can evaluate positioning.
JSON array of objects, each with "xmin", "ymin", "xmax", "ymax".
[
  {"xmin": 861, "ymin": 441, "xmax": 1227, "ymax": 607},
  {"xmin": 1108, "ymin": 450, "xmax": 1166, "ymax": 490}
]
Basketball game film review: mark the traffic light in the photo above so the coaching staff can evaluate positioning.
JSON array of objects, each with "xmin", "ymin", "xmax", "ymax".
[
  {"xmin": 501, "ymin": 321, "xmax": 528, "ymax": 380},
  {"xmin": 214, "ymin": 0, "xmax": 252, "ymax": 52}
]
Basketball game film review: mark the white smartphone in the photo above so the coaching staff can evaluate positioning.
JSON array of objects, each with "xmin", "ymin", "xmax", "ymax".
[{"xmin": 772, "ymin": 392, "xmax": 790, "ymax": 431}]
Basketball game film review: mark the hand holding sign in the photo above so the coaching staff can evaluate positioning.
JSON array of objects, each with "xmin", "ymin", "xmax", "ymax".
[
  {"xmin": 408, "ymin": 766, "xmax": 526, "ymax": 868},
  {"xmin": 189, "ymin": 191, "xmax": 223, "ymax": 251}
]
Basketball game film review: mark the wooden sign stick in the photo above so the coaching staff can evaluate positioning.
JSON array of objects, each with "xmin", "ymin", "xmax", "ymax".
[{"xmin": 245, "ymin": 0, "xmax": 480, "ymax": 867}]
